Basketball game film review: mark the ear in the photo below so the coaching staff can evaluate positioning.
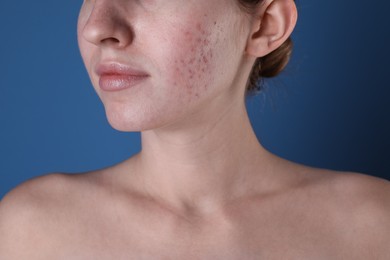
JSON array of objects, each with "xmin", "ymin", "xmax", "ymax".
[{"xmin": 245, "ymin": 0, "xmax": 297, "ymax": 58}]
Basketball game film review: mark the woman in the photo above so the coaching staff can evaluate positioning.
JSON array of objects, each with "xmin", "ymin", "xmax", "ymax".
[{"xmin": 1, "ymin": 0, "xmax": 389, "ymax": 258}]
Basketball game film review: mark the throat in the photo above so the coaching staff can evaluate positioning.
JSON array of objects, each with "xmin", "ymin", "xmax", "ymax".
[
  {"xmin": 129, "ymin": 102, "xmax": 274, "ymax": 217},
  {"xmin": 133, "ymin": 138, "xmax": 273, "ymax": 217}
]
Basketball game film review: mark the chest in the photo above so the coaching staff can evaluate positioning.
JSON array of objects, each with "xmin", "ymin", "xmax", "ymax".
[
  {"xmin": 45, "ymin": 194, "xmax": 354, "ymax": 259},
  {"xmin": 49, "ymin": 217, "xmax": 348, "ymax": 260},
  {"xmin": 53, "ymin": 237, "xmax": 348, "ymax": 260}
]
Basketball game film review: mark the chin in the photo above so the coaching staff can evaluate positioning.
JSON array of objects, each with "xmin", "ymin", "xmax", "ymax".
[
  {"xmin": 100, "ymin": 91, "xmax": 198, "ymax": 132},
  {"xmin": 104, "ymin": 105, "xmax": 170, "ymax": 132},
  {"xmin": 105, "ymin": 110, "xmax": 148, "ymax": 132}
]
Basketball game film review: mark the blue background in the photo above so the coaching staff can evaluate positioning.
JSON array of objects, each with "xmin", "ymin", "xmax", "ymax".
[{"xmin": 1, "ymin": 1, "xmax": 389, "ymax": 198}]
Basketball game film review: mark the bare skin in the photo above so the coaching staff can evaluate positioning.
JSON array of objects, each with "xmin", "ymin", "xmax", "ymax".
[
  {"xmin": 1, "ymin": 0, "xmax": 390, "ymax": 259},
  {"xmin": 1, "ymin": 161, "xmax": 390, "ymax": 259}
]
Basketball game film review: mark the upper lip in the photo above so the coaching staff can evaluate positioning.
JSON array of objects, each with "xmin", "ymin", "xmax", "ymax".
[{"xmin": 96, "ymin": 62, "xmax": 149, "ymax": 77}]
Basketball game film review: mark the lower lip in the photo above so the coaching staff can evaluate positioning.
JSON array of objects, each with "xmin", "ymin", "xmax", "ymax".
[{"xmin": 99, "ymin": 74, "xmax": 149, "ymax": 92}]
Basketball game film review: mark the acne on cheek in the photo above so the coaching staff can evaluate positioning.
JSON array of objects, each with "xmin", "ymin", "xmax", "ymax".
[{"xmin": 172, "ymin": 18, "xmax": 219, "ymax": 101}]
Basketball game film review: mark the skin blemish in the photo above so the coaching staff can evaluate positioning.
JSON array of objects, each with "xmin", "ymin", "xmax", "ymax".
[{"xmin": 171, "ymin": 19, "xmax": 217, "ymax": 102}]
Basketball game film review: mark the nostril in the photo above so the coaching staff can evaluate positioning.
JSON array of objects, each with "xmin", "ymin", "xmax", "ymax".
[{"xmin": 102, "ymin": 37, "xmax": 121, "ymax": 44}]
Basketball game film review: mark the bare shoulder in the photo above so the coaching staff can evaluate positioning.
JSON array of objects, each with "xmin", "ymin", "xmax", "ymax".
[
  {"xmin": 0, "ymin": 172, "xmax": 96, "ymax": 213},
  {"xmin": 0, "ymin": 172, "xmax": 101, "ymax": 258},
  {"xmin": 0, "ymin": 172, "xmax": 74, "ymax": 219},
  {"xmin": 0, "ymin": 170, "xmax": 106, "ymax": 220},
  {"xmin": 324, "ymin": 171, "xmax": 390, "ymax": 213},
  {"xmin": 293, "ymin": 165, "xmax": 390, "ymax": 206},
  {"xmin": 312, "ymin": 170, "xmax": 390, "ymax": 258}
]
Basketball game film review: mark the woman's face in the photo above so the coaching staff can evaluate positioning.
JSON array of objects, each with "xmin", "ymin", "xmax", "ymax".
[{"xmin": 78, "ymin": 0, "xmax": 250, "ymax": 131}]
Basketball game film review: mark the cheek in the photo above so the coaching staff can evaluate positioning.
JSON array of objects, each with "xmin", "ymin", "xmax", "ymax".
[{"xmin": 168, "ymin": 19, "xmax": 220, "ymax": 101}]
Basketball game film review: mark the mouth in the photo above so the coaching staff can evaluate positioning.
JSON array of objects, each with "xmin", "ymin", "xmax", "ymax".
[{"xmin": 96, "ymin": 63, "xmax": 150, "ymax": 92}]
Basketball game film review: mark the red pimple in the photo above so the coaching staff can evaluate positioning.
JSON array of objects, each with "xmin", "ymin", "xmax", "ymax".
[{"xmin": 184, "ymin": 31, "xmax": 193, "ymax": 40}]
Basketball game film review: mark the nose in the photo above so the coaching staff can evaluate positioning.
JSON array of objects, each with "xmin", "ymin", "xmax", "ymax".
[{"xmin": 81, "ymin": 2, "xmax": 133, "ymax": 49}]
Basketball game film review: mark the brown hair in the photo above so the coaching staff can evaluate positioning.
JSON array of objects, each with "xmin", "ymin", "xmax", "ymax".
[{"xmin": 237, "ymin": 0, "xmax": 294, "ymax": 94}]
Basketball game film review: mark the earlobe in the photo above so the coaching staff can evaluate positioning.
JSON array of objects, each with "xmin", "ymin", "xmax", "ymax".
[{"xmin": 245, "ymin": 0, "xmax": 297, "ymax": 58}]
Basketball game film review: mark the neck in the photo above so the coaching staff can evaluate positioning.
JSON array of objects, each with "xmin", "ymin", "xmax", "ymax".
[{"xmin": 133, "ymin": 98, "xmax": 276, "ymax": 216}]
